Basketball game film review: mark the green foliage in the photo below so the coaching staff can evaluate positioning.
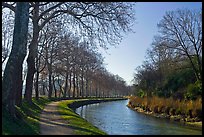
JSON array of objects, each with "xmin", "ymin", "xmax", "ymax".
[
  {"xmin": 133, "ymin": 58, "xmax": 199, "ymax": 100},
  {"xmin": 2, "ymin": 107, "xmax": 37, "ymax": 135},
  {"xmin": 160, "ymin": 68, "xmax": 196, "ymax": 99},
  {"xmin": 167, "ymin": 69, "xmax": 194, "ymax": 89},
  {"xmin": 155, "ymin": 87, "xmax": 171, "ymax": 98},
  {"xmin": 175, "ymin": 108, "xmax": 182, "ymax": 115},
  {"xmin": 185, "ymin": 80, "xmax": 202, "ymax": 100},
  {"xmin": 136, "ymin": 89, "xmax": 145, "ymax": 98},
  {"xmin": 135, "ymin": 66, "xmax": 199, "ymax": 101},
  {"xmin": 2, "ymin": 97, "xmax": 52, "ymax": 135}
]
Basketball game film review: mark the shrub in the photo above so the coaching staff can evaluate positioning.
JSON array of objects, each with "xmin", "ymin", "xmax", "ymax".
[
  {"xmin": 175, "ymin": 108, "xmax": 181, "ymax": 115},
  {"xmin": 137, "ymin": 89, "xmax": 145, "ymax": 98},
  {"xmin": 185, "ymin": 80, "xmax": 202, "ymax": 100}
]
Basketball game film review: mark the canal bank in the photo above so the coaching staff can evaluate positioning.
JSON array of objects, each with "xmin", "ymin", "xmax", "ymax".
[
  {"xmin": 127, "ymin": 97, "xmax": 202, "ymax": 129},
  {"xmin": 58, "ymin": 97, "xmax": 127, "ymax": 135},
  {"xmin": 68, "ymin": 98, "xmax": 127, "ymax": 111}
]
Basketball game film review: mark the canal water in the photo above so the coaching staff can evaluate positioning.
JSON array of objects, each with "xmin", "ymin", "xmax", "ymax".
[{"xmin": 75, "ymin": 99, "xmax": 202, "ymax": 135}]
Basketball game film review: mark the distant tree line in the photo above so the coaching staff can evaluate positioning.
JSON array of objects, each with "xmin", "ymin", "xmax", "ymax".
[
  {"xmin": 131, "ymin": 9, "xmax": 202, "ymax": 100},
  {"xmin": 2, "ymin": 2, "xmax": 135, "ymax": 117}
]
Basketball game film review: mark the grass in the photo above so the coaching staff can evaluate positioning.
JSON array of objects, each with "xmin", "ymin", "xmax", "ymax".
[
  {"xmin": 58, "ymin": 99, "xmax": 107, "ymax": 135},
  {"xmin": 3, "ymin": 97, "xmax": 124, "ymax": 135},
  {"xmin": 2, "ymin": 97, "xmax": 52, "ymax": 135}
]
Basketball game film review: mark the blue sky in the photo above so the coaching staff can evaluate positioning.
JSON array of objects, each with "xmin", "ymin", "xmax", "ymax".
[{"xmin": 101, "ymin": 2, "xmax": 202, "ymax": 85}]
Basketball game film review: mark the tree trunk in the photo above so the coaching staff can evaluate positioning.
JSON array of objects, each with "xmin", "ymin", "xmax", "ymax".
[
  {"xmin": 85, "ymin": 77, "xmax": 89, "ymax": 97},
  {"xmin": 81, "ymin": 69, "xmax": 84, "ymax": 97},
  {"xmin": 35, "ymin": 70, "xmax": 39, "ymax": 100},
  {"xmin": 2, "ymin": 2, "xmax": 29, "ymax": 116},
  {"xmin": 95, "ymin": 85, "xmax": 98, "ymax": 97},
  {"xmin": 68, "ymin": 73, "xmax": 72, "ymax": 98},
  {"xmin": 72, "ymin": 71, "xmax": 76, "ymax": 98},
  {"xmin": 89, "ymin": 81, "xmax": 92, "ymax": 97},
  {"xmin": 57, "ymin": 76, "xmax": 63, "ymax": 98},
  {"xmin": 63, "ymin": 72, "xmax": 69, "ymax": 98},
  {"xmin": 76, "ymin": 74, "xmax": 80, "ymax": 97},
  {"xmin": 24, "ymin": 55, "xmax": 36, "ymax": 103},
  {"xmin": 52, "ymin": 76, "xmax": 57, "ymax": 98},
  {"xmin": 98, "ymin": 86, "xmax": 100, "ymax": 98},
  {"xmin": 24, "ymin": 3, "xmax": 39, "ymax": 104},
  {"xmin": 186, "ymin": 52, "xmax": 200, "ymax": 81},
  {"xmin": 48, "ymin": 71, "xmax": 53, "ymax": 99}
]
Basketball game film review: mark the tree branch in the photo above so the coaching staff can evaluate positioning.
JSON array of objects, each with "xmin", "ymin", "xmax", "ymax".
[{"xmin": 2, "ymin": 2, "xmax": 16, "ymax": 12}]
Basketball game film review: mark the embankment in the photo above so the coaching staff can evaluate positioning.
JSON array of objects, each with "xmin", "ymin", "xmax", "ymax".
[
  {"xmin": 127, "ymin": 96, "xmax": 202, "ymax": 129},
  {"xmin": 68, "ymin": 98, "xmax": 127, "ymax": 111},
  {"xmin": 58, "ymin": 97, "xmax": 127, "ymax": 135}
]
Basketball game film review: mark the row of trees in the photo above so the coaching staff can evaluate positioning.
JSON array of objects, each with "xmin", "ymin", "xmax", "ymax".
[
  {"xmin": 2, "ymin": 2, "xmax": 134, "ymax": 117},
  {"xmin": 132, "ymin": 9, "xmax": 202, "ymax": 100},
  {"xmin": 32, "ymin": 25, "xmax": 130, "ymax": 100}
]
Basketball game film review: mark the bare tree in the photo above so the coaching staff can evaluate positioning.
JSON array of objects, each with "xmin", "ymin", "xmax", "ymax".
[
  {"xmin": 34, "ymin": 30, "xmax": 47, "ymax": 100},
  {"xmin": 157, "ymin": 9, "xmax": 202, "ymax": 81},
  {"xmin": 2, "ymin": 2, "xmax": 135, "ymax": 101},
  {"xmin": 27, "ymin": 2, "xmax": 135, "ymax": 101}
]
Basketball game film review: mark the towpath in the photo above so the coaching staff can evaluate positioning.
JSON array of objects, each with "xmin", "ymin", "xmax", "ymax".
[{"xmin": 39, "ymin": 101, "xmax": 74, "ymax": 135}]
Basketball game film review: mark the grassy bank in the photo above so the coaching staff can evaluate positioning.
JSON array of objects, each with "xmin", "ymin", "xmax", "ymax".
[
  {"xmin": 58, "ymin": 98, "xmax": 126, "ymax": 135},
  {"xmin": 2, "ymin": 97, "xmax": 124, "ymax": 135},
  {"xmin": 2, "ymin": 97, "xmax": 52, "ymax": 135},
  {"xmin": 127, "ymin": 96, "xmax": 202, "ymax": 128}
]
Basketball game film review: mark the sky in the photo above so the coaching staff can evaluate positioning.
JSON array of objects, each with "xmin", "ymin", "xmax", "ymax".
[{"xmin": 101, "ymin": 2, "xmax": 202, "ymax": 85}]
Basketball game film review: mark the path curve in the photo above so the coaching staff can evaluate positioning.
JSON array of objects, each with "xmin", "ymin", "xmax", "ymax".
[{"xmin": 39, "ymin": 101, "xmax": 74, "ymax": 135}]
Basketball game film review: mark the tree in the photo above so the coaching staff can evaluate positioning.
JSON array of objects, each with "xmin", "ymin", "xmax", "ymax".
[
  {"xmin": 2, "ymin": 2, "xmax": 135, "ymax": 101},
  {"xmin": 2, "ymin": 2, "xmax": 29, "ymax": 117},
  {"xmin": 157, "ymin": 9, "xmax": 202, "ymax": 81},
  {"xmin": 146, "ymin": 36, "xmax": 184, "ymax": 92},
  {"xmin": 34, "ymin": 30, "xmax": 47, "ymax": 100},
  {"xmin": 132, "ymin": 9, "xmax": 202, "ymax": 100},
  {"xmin": 24, "ymin": 2, "xmax": 135, "ymax": 101}
]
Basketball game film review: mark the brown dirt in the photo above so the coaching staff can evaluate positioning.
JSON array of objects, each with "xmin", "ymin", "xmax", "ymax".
[{"xmin": 39, "ymin": 101, "xmax": 74, "ymax": 135}]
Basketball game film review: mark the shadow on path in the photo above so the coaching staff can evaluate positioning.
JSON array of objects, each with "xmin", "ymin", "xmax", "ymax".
[{"xmin": 39, "ymin": 101, "xmax": 74, "ymax": 135}]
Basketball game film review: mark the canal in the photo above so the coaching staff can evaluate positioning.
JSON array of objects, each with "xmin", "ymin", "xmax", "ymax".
[{"xmin": 75, "ymin": 99, "xmax": 202, "ymax": 135}]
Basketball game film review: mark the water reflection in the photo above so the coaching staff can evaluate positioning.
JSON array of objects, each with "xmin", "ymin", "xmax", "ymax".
[{"xmin": 75, "ymin": 100, "xmax": 202, "ymax": 135}]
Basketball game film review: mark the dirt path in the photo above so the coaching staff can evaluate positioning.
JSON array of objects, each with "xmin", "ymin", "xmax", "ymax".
[{"xmin": 39, "ymin": 101, "xmax": 74, "ymax": 135}]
